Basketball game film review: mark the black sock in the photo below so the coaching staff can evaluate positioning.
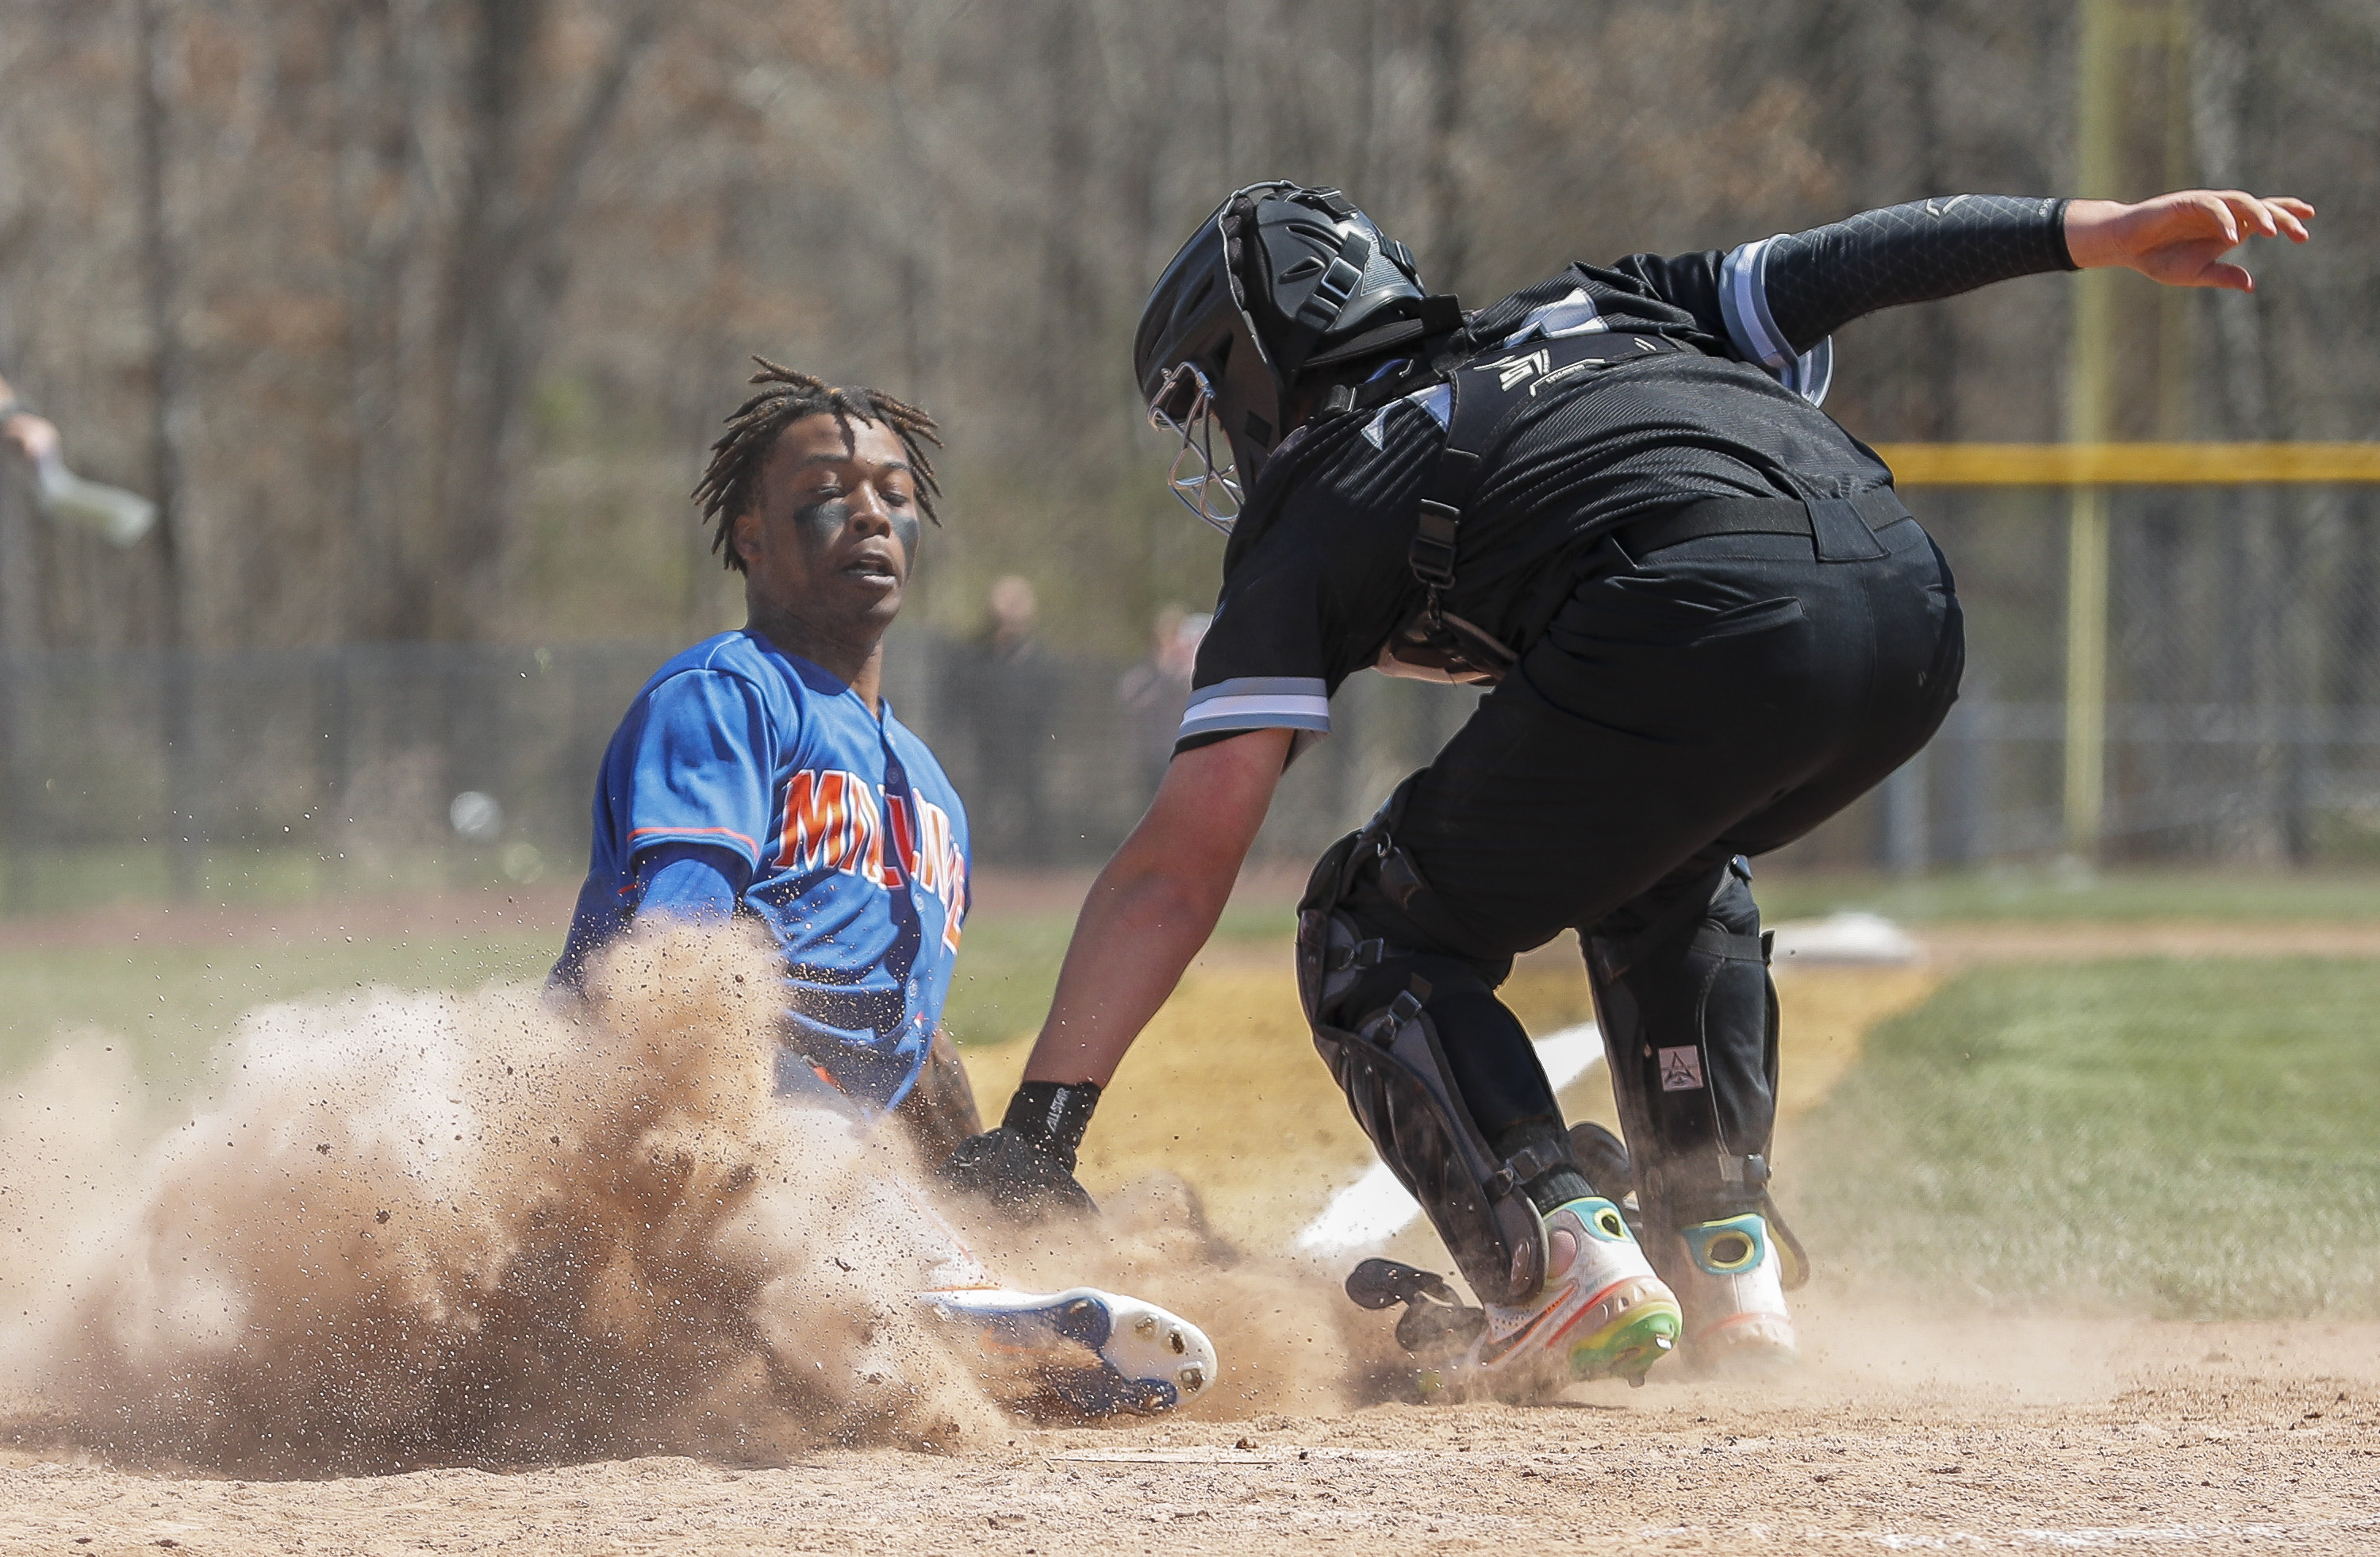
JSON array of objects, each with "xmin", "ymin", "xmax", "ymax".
[
  {"xmin": 1487, "ymin": 1116, "xmax": 1596, "ymax": 1214},
  {"xmin": 1524, "ymin": 1165, "xmax": 1596, "ymax": 1214}
]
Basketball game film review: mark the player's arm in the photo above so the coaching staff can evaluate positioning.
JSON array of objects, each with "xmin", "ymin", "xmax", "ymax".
[
  {"xmin": 938, "ymin": 727, "xmax": 1292, "ymax": 1214},
  {"xmin": 1739, "ymin": 190, "xmax": 2309, "ymax": 365},
  {"xmin": 635, "ymin": 841, "xmax": 751, "ymax": 922},
  {"xmin": 553, "ymin": 666, "xmax": 777, "ymax": 989},
  {"xmin": 1610, "ymin": 190, "xmax": 2311, "ymax": 388},
  {"xmin": 1026, "ymin": 727, "xmax": 1289, "ymax": 1083},
  {"xmin": 555, "ymin": 839, "xmax": 750, "ymax": 991}
]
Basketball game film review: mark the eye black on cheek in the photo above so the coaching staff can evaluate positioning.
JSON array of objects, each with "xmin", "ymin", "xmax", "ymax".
[
  {"xmin": 890, "ymin": 511, "xmax": 921, "ymax": 562},
  {"xmin": 792, "ymin": 498, "xmax": 851, "ymax": 540}
]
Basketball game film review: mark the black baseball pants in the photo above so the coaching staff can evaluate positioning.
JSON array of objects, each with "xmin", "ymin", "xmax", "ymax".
[{"xmin": 1338, "ymin": 504, "xmax": 1964, "ymax": 1214}]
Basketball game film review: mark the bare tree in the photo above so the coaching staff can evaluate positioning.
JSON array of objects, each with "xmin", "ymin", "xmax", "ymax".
[
  {"xmin": 0, "ymin": 0, "xmax": 2365, "ymax": 673},
  {"xmin": 333, "ymin": 0, "xmax": 436, "ymax": 640},
  {"xmin": 428, "ymin": 0, "xmax": 666, "ymax": 640},
  {"xmin": 1422, "ymin": 0, "xmax": 1468, "ymax": 294},
  {"xmin": 135, "ymin": 0, "xmax": 190, "ymax": 650}
]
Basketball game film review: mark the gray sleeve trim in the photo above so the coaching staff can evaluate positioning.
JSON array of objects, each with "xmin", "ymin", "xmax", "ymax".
[
  {"xmin": 1718, "ymin": 236, "xmax": 1794, "ymax": 368},
  {"xmin": 1719, "ymin": 238, "xmax": 1835, "ymax": 407},
  {"xmin": 1184, "ymin": 676, "xmax": 1332, "ymax": 705},
  {"xmin": 1178, "ymin": 676, "xmax": 1332, "ymax": 740}
]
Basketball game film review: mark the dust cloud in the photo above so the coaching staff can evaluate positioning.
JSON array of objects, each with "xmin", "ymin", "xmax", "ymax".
[{"xmin": 0, "ymin": 925, "xmax": 1368, "ymax": 1474}]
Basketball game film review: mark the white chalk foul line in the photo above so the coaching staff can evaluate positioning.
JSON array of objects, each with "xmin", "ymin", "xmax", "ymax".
[
  {"xmin": 1844, "ymin": 1522, "xmax": 2380, "ymax": 1550},
  {"xmin": 1292, "ymin": 1022, "xmax": 1603, "ymax": 1256}
]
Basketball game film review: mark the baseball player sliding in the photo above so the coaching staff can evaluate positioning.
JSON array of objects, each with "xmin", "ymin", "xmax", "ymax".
[
  {"xmin": 552, "ymin": 361, "xmax": 1215, "ymax": 1418},
  {"xmin": 940, "ymin": 186, "xmax": 2313, "ymax": 1399}
]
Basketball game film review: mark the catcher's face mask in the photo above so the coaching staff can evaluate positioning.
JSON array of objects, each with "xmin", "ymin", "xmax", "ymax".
[{"xmin": 1147, "ymin": 362, "xmax": 1242, "ymax": 535}]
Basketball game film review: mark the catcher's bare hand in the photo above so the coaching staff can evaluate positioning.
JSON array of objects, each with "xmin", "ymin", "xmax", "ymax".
[{"xmin": 2065, "ymin": 190, "xmax": 2314, "ymax": 292}]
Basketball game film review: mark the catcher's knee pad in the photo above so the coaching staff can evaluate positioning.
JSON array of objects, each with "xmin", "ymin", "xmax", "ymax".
[
  {"xmin": 1295, "ymin": 794, "xmax": 1572, "ymax": 1308},
  {"xmin": 1586, "ymin": 861, "xmax": 1780, "ymax": 1237}
]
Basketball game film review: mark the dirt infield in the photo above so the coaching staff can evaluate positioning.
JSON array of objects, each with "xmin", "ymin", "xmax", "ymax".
[
  {"xmin": 6, "ymin": 1310, "xmax": 2377, "ymax": 1554},
  {"xmin": 3, "ymin": 890, "xmax": 2377, "ymax": 1554}
]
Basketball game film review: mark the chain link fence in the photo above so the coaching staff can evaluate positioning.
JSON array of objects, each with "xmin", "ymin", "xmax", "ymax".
[
  {"xmin": 2, "ymin": 485, "xmax": 2374, "ymax": 911},
  {"xmin": 0, "ymin": 633, "xmax": 1480, "ymax": 912},
  {"xmin": 1791, "ymin": 482, "xmax": 2380, "ymax": 872}
]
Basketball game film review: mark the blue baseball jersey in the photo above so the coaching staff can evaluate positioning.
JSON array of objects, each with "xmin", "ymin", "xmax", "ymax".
[{"xmin": 554, "ymin": 631, "xmax": 970, "ymax": 1113}]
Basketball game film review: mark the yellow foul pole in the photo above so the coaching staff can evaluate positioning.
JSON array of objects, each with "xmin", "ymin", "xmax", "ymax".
[
  {"xmin": 2063, "ymin": 0, "xmax": 2195, "ymax": 857},
  {"xmin": 2063, "ymin": 0, "xmax": 2121, "ymax": 859},
  {"xmin": 1877, "ymin": 443, "xmax": 2380, "ymax": 485}
]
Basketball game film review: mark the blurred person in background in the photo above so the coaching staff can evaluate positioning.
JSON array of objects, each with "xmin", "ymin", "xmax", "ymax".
[
  {"xmin": 1117, "ymin": 604, "xmax": 1209, "ymax": 796},
  {"xmin": 943, "ymin": 183, "xmax": 2314, "ymax": 1399},
  {"xmin": 982, "ymin": 572, "xmax": 1040, "ymax": 657},
  {"xmin": 0, "ymin": 364, "xmax": 155, "ymax": 548},
  {"xmin": 0, "ymin": 367, "xmax": 61, "ymax": 465},
  {"xmin": 959, "ymin": 573, "xmax": 1056, "ymax": 863},
  {"xmin": 547, "ymin": 359, "xmax": 1218, "ymax": 1417}
]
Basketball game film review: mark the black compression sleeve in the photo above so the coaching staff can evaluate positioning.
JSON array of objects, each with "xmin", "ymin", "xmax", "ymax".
[{"xmin": 1759, "ymin": 196, "xmax": 2075, "ymax": 356}]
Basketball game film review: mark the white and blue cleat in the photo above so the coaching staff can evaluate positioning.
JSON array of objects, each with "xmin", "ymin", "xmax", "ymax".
[
  {"xmin": 1673, "ymin": 1212, "xmax": 1799, "ymax": 1372},
  {"xmin": 918, "ymin": 1285, "xmax": 1218, "ymax": 1417}
]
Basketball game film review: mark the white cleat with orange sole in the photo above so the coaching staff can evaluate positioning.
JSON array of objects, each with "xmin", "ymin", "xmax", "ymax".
[
  {"xmin": 1672, "ymin": 1212, "xmax": 1798, "ymax": 1372},
  {"xmin": 1429, "ymin": 1196, "xmax": 1682, "ymax": 1401}
]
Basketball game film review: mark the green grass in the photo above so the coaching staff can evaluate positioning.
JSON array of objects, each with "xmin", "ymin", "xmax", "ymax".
[
  {"xmin": 1756, "ymin": 865, "xmax": 2380, "ymax": 924},
  {"xmin": 0, "ymin": 844, "xmax": 532, "ymax": 917},
  {"xmin": 13, "ymin": 848, "xmax": 2380, "ymax": 930},
  {"xmin": 941, "ymin": 911, "xmax": 1081, "ymax": 1049},
  {"xmin": 942, "ymin": 895, "xmax": 1297, "ymax": 1049},
  {"xmin": 0, "ymin": 934, "xmax": 558, "ymax": 1107},
  {"xmin": 0, "ymin": 889, "xmax": 1292, "ymax": 1102},
  {"xmin": 1791, "ymin": 957, "xmax": 2380, "ymax": 1320}
]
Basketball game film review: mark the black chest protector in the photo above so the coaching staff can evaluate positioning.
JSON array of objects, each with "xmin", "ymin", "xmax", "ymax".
[{"xmin": 1366, "ymin": 330, "xmax": 1695, "ymax": 685}]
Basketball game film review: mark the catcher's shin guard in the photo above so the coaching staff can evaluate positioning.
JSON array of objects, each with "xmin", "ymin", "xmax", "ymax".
[
  {"xmin": 1297, "ymin": 796, "xmax": 1576, "ymax": 1308},
  {"xmin": 1586, "ymin": 861, "xmax": 1803, "ymax": 1287}
]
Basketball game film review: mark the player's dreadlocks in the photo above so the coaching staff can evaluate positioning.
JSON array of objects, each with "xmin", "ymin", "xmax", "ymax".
[{"xmin": 692, "ymin": 358, "xmax": 943, "ymax": 572}]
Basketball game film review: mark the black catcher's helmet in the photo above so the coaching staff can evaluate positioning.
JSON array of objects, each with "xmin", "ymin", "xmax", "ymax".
[{"xmin": 1134, "ymin": 182, "xmax": 1434, "ymax": 531}]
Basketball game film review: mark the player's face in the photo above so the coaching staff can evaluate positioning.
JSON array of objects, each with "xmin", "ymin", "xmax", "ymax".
[{"xmin": 735, "ymin": 412, "xmax": 922, "ymax": 641}]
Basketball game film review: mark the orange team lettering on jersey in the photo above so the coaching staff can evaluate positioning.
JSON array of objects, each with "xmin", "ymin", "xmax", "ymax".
[
  {"xmin": 881, "ymin": 788, "xmax": 967, "ymax": 949},
  {"xmin": 559, "ymin": 632, "xmax": 973, "ymax": 1114},
  {"xmin": 839, "ymin": 777, "xmax": 882, "ymax": 880},
  {"xmin": 775, "ymin": 769, "xmax": 965, "ymax": 948},
  {"xmin": 885, "ymin": 793, "xmax": 917, "ymax": 891},
  {"xmin": 916, "ymin": 798, "xmax": 968, "ymax": 949},
  {"xmin": 776, "ymin": 769, "xmax": 851, "ymax": 872}
]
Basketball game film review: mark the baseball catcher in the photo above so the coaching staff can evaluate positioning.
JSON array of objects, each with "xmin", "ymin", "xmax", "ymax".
[
  {"xmin": 551, "ymin": 362, "xmax": 1215, "ymax": 1417},
  {"xmin": 942, "ymin": 186, "xmax": 2313, "ymax": 1396}
]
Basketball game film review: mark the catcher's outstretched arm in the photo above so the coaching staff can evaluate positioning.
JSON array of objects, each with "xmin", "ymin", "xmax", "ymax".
[
  {"xmin": 1019, "ymin": 727, "xmax": 1292, "ymax": 1087},
  {"xmin": 1686, "ymin": 188, "xmax": 2314, "ymax": 367}
]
